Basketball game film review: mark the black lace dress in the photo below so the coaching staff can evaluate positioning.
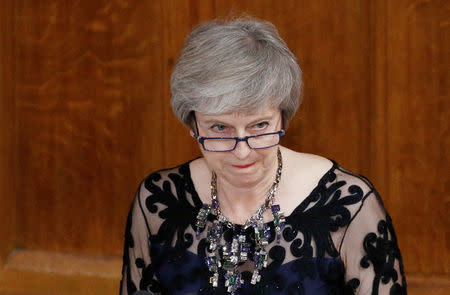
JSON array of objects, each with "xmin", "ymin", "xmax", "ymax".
[{"xmin": 119, "ymin": 159, "xmax": 407, "ymax": 295}]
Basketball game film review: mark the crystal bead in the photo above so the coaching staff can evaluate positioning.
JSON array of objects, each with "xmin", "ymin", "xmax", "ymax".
[
  {"xmin": 210, "ymin": 272, "xmax": 218, "ymax": 287},
  {"xmin": 241, "ymin": 242, "xmax": 250, "ymax": 253},
  {"xmin": 219, "ymin": 215, "xmax": 227, "ymax": 223},
  {"xmin": 223, "ymin": 258, "xmax": 234, "ymax": 270},
  {"xmin": 251, "ymin": 270, "xmax": 261, "ymax": 284},
  {"xmin": 231, "ymin": 238, "xmax": 239, "ymax": 253},
  {"xmin": 225, "ymin": 274, "xmax": 235, "ymax": 287},
  {"xmin": 274, "ymin": 215, "xmax": 280, "ymax": 225}
]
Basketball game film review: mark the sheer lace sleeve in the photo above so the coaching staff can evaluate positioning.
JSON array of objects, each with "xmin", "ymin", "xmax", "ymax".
[
  {"xmin": 120, "ymin": 181, "xmax": 158, "ymax": 295},
  {"xmin": 339, "ymin": 191, "xmax": 407, "ymax": 295}
]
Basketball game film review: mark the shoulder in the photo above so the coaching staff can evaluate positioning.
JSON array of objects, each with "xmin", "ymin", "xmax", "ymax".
[
  {"xmin": 332, "ymin": 163, "xmax": 376, "ymax": 199},
  {"xmin": 278, "ymin": 148, "xmax": 330, "ymax": 215},
  {"xmin": 284, "ymin": 146, "xmax": 374, "ymax": 193},
  {"xmin": 309, "ymin": 156, "xmax": 385, "ymax": 231},
  {"xmin": 130, "ymin": 159, "xmax": 203, "ymax": 246},
  {"xmin": 280, "ymin": 148, "xmax": 334, "ymax": 209},
  {"xmin": 281, "ymin": 147, "xmax": 378, "ymax": 216},
  {"xmin": 282, "ymin": 147, "xmax": 373, "ymax": 190},
  {"xmin": 142, "ymin": 160, "xmax": 193, "ymax": 188},
  {"xmin": 281, "ymin": 147, "xmax": 333, "ymax": 178},
  {"xmin": 133, "ymin": 157, "xmax": 202, "ymax": 217},
  {"xmin": 133, "ymin": 159, "xmax": 199, "ymax": 207}
]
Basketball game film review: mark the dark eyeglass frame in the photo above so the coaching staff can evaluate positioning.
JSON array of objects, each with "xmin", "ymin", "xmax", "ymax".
[{"xmin": 191, "ymin": 112, "xmax": 286, "ymax": 152}]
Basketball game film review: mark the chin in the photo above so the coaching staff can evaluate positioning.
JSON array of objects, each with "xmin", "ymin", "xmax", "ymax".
[
  {"xmin": 226, "ymin": 169, "xmax": 261, "ymax": 187},
  {"xmin": 229, "ymin": 177, "xmax": 256, "ymax": 188}
]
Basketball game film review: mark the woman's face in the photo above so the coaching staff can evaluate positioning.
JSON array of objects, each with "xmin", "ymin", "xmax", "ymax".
[{"xmin": 194, "ymin": 106, "xmax": 283, "ymax": 189}]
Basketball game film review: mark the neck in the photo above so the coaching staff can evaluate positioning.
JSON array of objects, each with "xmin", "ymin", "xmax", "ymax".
[{"xmin": 214, "ymin": 153, "xmax": 280, "ymax": 224}]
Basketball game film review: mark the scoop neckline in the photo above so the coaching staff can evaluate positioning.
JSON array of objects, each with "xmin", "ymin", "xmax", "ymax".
[{"xmin": 184, "ymin": 157, "xmax": 338, "ymax": 227}]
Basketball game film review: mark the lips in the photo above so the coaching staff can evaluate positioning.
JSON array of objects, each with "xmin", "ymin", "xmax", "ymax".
[{"xmin": 232, "ymin": 162, "xmax": 255, "ymax": 169}]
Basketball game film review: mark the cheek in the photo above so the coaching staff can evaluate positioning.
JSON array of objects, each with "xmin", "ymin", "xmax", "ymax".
[
  {"xmin": 264, "ymin": 148, "xmax": 277, "ymax": 158},
  {"xmin": 201, "ymin": 150, "xmax": 226, "ymax": 170},
  {"xmin": 259, "ymin": 148, "xmax": 278, "ymax": 167}
]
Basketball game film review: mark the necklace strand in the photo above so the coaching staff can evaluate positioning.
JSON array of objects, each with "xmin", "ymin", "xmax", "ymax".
[{"xmin": 195, "ymin": 148, "xmax": 286, "ymax": 294}]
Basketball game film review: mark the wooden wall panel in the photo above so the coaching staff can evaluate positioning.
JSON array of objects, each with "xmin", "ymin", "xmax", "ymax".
[
  {"xmin": 370, "ymin": 1, "xmax": 450, "ymax": 290},
  {"xmin": 0, "ymin": 0, "xmax": 16, "ymax": 265},
  {"xmin": 14, "ymin": 1, "xmax": 184, "ymax": 255},
  {"xmin": 3, "ymin": 0, "xmax": 448, "ymax": 293},
  {"xmin": 381, "ymin": 0, "xmax": 449, "ymax": 277}
]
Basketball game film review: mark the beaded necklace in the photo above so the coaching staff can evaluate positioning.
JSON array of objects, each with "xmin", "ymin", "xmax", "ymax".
[{"xmin": 195, "ymin": 148, "xmax": 286, "ymax": 294}]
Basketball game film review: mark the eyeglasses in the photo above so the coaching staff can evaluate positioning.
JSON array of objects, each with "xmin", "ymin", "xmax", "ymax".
[
  {"xmin": 191, "ymin": 113, "xmax": 285, "ymax": 152},
  {"xmin": 192, "ymin": 130, "xmax": 285, "ymax": 152}
]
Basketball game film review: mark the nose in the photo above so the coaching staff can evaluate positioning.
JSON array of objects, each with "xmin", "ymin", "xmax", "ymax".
[{"xmin": 232, "ymin": 139, "xmax": 252, "ymax": 160}]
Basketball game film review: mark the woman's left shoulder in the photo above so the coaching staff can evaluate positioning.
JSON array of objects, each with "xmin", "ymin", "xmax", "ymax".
[
  {"xmin": 281, "ymin": 147, "xmax": 333, "ymax": 177},
  {"xmin": 279, "ymin": 148, "xmax": 335, "ymax": 209},
  {"xmin": 281, "ymin": 147, "xmax": 376, "ymax": 195}
]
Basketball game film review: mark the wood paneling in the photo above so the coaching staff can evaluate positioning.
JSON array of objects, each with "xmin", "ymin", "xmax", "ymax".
[
  {"xmin": 369, "ymin": 0, "xmax": 450, "ymax": 288},
  {"xmin": 0, "ymin": 268, "xmax": 118, "ymax": 295},
  {"xmin": 370, "ymin": 0, "xmax": 450, "ymax": 286},
  {"xmin": 0, "ymin": 0, "xmax": 16, "ymax": 265},
  {"xmin": 4, "ymin": 249, "xmax": 121, "ymax": 278},
  {"xmin": 1, "ymin": 0, "xmax": 449, "ymax": 293},
  {"xmin": 13, "ymin": 0, "xmax": 190, "ymax": 255},
  {"xmin": 380, "ymin": 0, "xmax": 449, "ymax": 276},
  {"xmin": 0, "ymin": 250, "xmax": 120, "ymax": 295},
  {"xmin": 407, "ymin": 275, "xmax": 450, "ymax": 295},
  {"xmin": 13, "ymin": 0, "xmax": 374, "ymax": 256}
]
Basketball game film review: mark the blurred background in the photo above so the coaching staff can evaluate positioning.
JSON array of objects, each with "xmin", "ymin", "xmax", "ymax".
[{"xmin": 0, "ymin": 1, "xmax": 448, "ymax": 294}]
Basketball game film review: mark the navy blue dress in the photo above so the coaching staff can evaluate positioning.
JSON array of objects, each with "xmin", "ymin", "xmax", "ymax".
[{"xmin": 119, "ymin": 159, "xmax": 406, "ymax": 295}]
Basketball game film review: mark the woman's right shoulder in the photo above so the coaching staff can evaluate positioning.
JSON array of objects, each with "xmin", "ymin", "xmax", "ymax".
[
  {"xmin": 133, "ymin": 158, "xmax": 199, "ymax": 203},
  {"xmin": 142, "ymin": 159, "xmax": 192, "ymax": 185}
]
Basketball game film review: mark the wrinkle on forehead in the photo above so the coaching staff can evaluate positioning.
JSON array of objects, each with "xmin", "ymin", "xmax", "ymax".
[
  {"xmin": 193, "ymin": 95, "xmax": 280, "ymax": 116},
  {"xmin": 196, "ymin": 105, "xmax": 280, "ymax": 122}
]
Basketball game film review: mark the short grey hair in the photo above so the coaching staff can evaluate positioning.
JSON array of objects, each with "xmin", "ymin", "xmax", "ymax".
[{"xmin": 170, "ymin": 17, "xmax": 302, "ymax": 126}]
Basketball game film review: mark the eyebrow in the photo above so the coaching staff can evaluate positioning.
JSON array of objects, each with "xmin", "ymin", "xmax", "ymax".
[{"xmin": 201, "ymin": 115, "xmax": 277, "ymax": 126}]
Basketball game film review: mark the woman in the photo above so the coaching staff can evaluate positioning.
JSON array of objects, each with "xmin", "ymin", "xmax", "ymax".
[{"xmin": 120, "ymin": 17, "xmax": 406, "ymax": 295}]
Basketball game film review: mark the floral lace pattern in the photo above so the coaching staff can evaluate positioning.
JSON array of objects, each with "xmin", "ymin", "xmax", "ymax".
[
  {"xmin": 120, "ymin": 160, "xmax": 407, "ymax": 295},
  {"xmin": 360, "ymin": 218, "xmax": 406, "ymax": 295}
]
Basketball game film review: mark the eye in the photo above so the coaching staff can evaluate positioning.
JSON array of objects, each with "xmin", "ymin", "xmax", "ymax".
[
  {"xmin": 254, "ymin": 121, "xmax": 269, "ymax": 130},
  {"xmin": 211, "ymin": 123, "xmax": 228, "ymax": 132}
]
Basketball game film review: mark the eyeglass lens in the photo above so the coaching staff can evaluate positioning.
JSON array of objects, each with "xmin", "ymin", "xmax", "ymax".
[{"xmin": 203, "ymin": 133, "xmax": 280, "ymax": 151}]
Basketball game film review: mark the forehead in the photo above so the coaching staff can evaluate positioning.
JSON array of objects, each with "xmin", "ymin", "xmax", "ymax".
[{"xmin": 196, "ymin": 106, "xmax": 280, "ymax": 123}]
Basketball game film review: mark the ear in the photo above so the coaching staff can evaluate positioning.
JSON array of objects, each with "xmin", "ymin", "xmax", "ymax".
[{"xmin": 189, "ymin": 129, "xmax": 195, "ymax": 138}]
